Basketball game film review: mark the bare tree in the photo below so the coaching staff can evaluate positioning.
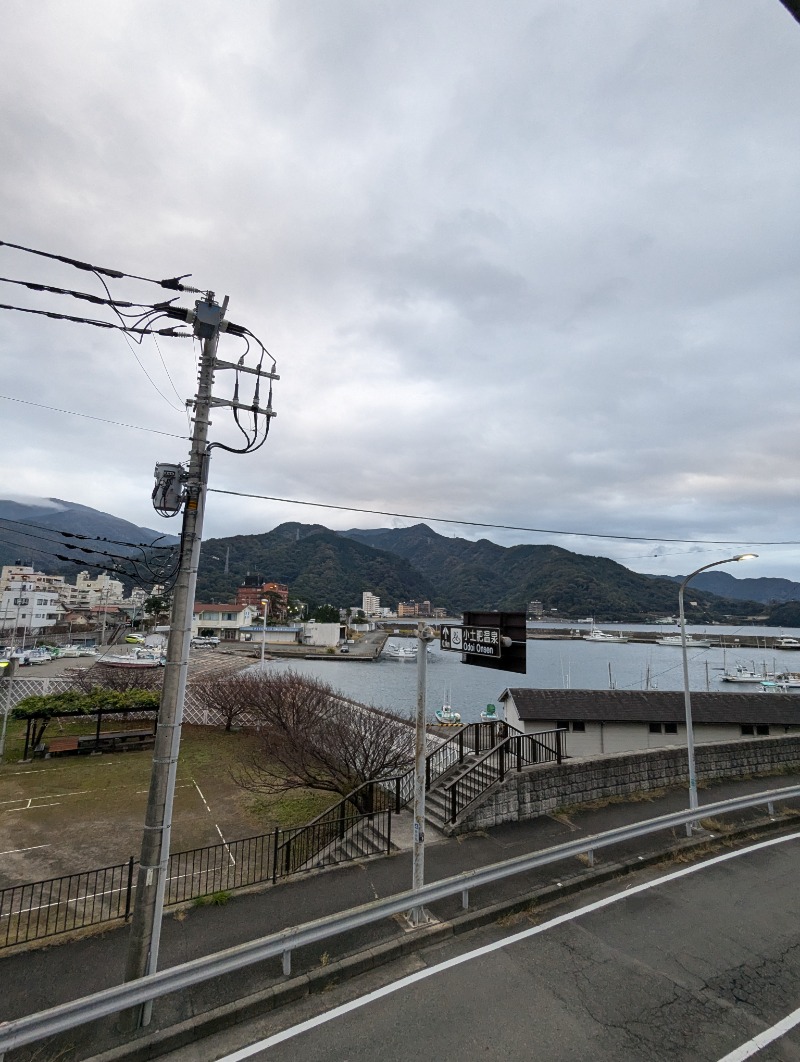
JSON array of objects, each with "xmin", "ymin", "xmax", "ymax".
[
  {"xmin": 189, "ymin": 669, "xmax": 259, "ymax": 731},
  {"xmin": 236, "ymin": 671, "xmax": 415, "ymax": 809}
]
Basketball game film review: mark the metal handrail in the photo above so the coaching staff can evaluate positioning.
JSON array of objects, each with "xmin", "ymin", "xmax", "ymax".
[
  {"xmin": 443, "ymin": 728, "xmax": 566, "ymax": 822},
  {"xmin": 278, "ymin": 722, "xmax": 515, "ymax": 868},
  {"xmin": 2, "ymin": 784, "xmax": 799, "ymax": 1054},
  {"xmin": 424, "ymin": 721, "xmax": 516, "ymax": 784}
]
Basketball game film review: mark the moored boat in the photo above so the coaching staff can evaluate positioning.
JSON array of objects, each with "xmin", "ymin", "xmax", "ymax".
[
  {"xmin": 718, "ymin": 663, "xmax": 765, "ymax": 683},
  {"xmin": 583, "ymin": 628, "xmax": 629, "ymax": 643},
  {"xmin": 774, "ymin": 637, "xmax": 800, "ymax": 650},
  {"xmin": 435, "ymin": 705, "xmax": 461, "ymax": 724},
  {"xmin": 383, "ymin": 641, "xmax": 418, "ymax": 661},
  {"xmin": 656, "ymin": 634, "xmax": 711, "ymax": 648},
  {"xmin": 97, "ymin": 648, "xmax": 165, "ymax": 669}
]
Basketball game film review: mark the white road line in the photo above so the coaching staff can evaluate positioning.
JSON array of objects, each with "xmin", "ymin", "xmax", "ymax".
[
  {"xmin": 0, "ymin": 844, "xmax": 51, "ymax": 856},
  {"xmin": 6, "ymin": 802, "xmax": 61, "ymax": 812},
  {"xmin": 135, "ymin": 784, "xmax": 192, "ymax": 794},
  {"xmin": 715, "ymin": 1005, "xmax": 800, "ymax": 1061},
  {"xmin": 193, "ymin": 779, "xmax": 236, "ymax": 867},
  {"xmin": 213, "ymin": 830, "xmax": 800, "ymax": 1062},
  {"xmin": 2, "ymin": 763, "xmax": 119, "ymax": 776},
  {"xmin": 0, "ymin": 791, "xmax": 88, "ymax": 806}
]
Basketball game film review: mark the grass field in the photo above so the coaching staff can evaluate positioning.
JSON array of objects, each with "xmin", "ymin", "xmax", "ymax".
[{"xmin": 0, "ymin": 719, "xmax": 336, "ymax": 889}]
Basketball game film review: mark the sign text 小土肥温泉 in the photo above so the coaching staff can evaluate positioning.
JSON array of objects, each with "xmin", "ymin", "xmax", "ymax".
[{"xmin": 439, "ymin": 625, "xmax": 501, "ymax": 658}]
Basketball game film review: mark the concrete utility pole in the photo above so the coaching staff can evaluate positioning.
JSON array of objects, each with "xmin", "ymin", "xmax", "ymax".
[
  {"xmin": 408, "ymin": 620, "xmax": 433, "ymax": 926},
  {"xmin": 122, "ymin": 294, "xmax": 226, "ymax": 1027}
]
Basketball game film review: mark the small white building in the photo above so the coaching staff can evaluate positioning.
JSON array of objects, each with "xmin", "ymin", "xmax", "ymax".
[
  {"xmin": 499, "ymin": 688, "xmax": 800, "ymax": 757},
  {"xmin": 302, "ymin": 621, "xmax": 341, "ymax": 647},
  {"xmin": 241, "ymin": 624, "xmax": 303, "ymax": 645},
  {"xmin": 193, "ymin": 602, "xmax": 258, "ymax": 642}
]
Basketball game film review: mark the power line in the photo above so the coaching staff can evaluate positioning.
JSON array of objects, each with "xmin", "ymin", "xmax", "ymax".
[
  {"xmin": 207, "ymin": 488, "xmax": 800, "ymax": 547},
  {"xmin": 0, "ymin": 275, "xmax": 168, "ymax": 310},
  {"xmin": 0, "ymin": 239, "xmax": 204, "ymax": 293},
  {"xmin": 0, "ymin": 300, "xmax": 192, "ymax": 337},
  {"xmin": 0, "ymin": 515, "xmax": 176, "ymax": 551},
  {"xmin": 0, "ymin": 394, "xmax": 189, "ymax": 439}
]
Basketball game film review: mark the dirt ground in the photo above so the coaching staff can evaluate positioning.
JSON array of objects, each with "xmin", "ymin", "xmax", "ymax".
[
  {"xmin": 0, "ymin": 649, "xmax": 337, "ymax": 889},
  {"xmin": 0, "ymin": 726, "xmax": 272, "ymax": 886}
]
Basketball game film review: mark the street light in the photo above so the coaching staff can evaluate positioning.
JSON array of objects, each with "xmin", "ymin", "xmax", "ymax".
[
  {"xmin": 260, "ymin": 599, "xmax": 268, "ymax": 670},
  {"xmin": 679, "ymin": 553, "xmax": 758, "ymax": 831}
]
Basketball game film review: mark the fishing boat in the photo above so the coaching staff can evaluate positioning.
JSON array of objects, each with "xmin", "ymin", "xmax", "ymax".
[
  {"xmin": 481, "ymin": 703, "xmax": 499, "ymax": 721},
  {"xmin": 26, "ymin": 647, "xmax": 54, "ymax": 665},
  {"xmin": 435, "ymin": 697, "xmax": 461, "ymax": 724},
  {"xmin": 718, "ymin": 663, "xmax": 765, "ymax": 683},
  {"xmin": 97, "ymin": 648, "xmax": 165, "ymax": 669},
  {"xmin": 583, "ymin": 628, "xmax": 629, "ymax": 643},
  {"xmin": 656, "ymin": 634, "xmax": 711, "ymax": 648},
  {"xmin": 761, "ymin": 671, "xmax": 800, "ymax": 689},
  {"xmin": 383, "ymin": 641, "xmax": 418, "ymax": 661}
]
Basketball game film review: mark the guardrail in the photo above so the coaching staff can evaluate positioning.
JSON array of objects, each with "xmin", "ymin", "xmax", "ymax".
[{"xmin": 2, "ymin": 783, "xmax": 799, "ymax": 1056}]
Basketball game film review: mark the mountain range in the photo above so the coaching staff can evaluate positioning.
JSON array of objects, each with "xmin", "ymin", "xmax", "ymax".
[
  {"xmin": 2, "ymin": 497, "xmax": 795, "ymax": 622},
  {"xmin": 197, "ymin": 520, "xmax": 763, "ymax": 622},
  {"xmin": 0, "ymin": 497, "xmax": 178, "ymax": 587}
]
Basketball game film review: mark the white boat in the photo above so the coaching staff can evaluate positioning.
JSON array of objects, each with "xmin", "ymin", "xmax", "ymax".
[
  {"xmin": 26, "ymin": 647, "xmax": 54, "ymax": 665},
  {"xmin": 718, "ymin": 664, "xmax": 765, "ymax": 683},
  {"xmin": 583, "ymin": 628, "xmax": 629, "ymax": 643},
  {"xmin": 435, "ymin": 704, "xmax": 461, "ymax": 724},
  {"xmin": 656, "ymin": 634, "xmax": 711, "ymax": 648},
  {"xmin": 383, "ymin": 641, "xmax": 418, "ymax": 661},
  {"xmin": 774, "ymin": 637, "xmax": 800, "ymax": 650},
  {"xmin": 98, "ymin": 648, "xmax": 165, "ymax": 669},
  {"xmin": 761, "ymin": 674, "xmax": 800, "ymax": 690},
  {"xmin": 481, "ymin": 703, "xmax": 500, "ymax": 721}
]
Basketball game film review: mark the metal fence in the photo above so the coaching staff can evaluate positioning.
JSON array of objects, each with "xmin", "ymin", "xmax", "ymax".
[
  {"xmin": 444, "ymin": 728, "xmax": 565, "ymax": 823},
  {"xmin": 0, "ymin": 859, "xmax": 135, "ymax": 948},
  {"xmin": 0, "ymin": 811, "xmax": 394, "ymax": 949}
]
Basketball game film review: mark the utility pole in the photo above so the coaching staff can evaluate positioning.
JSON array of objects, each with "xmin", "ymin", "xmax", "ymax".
[
  {"xmin": 121, "ymin": 294, "xmax": 225, "ymax": 1027},
  {"xmin": 120, "ymin": 282, "xmax": 277, "ymax": 1029}
]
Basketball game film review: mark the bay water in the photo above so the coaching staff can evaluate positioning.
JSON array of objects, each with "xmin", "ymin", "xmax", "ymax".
[{"xmin": 257, "ymin": 623, "xmax": 800, "ymax": 726}]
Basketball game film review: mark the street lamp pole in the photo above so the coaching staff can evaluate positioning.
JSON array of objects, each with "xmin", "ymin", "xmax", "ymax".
[
  {"xmin": 260, "ymin": 598, "xmax": 268, "ymax": 670},
  {"xmin": 679, "ymin": 553, "xmax": 757, "ymax": 832}
]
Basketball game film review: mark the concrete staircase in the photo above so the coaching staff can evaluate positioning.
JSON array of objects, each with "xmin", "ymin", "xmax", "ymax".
[
  {"xmin": 424, "ymin": 753, "xmax": 500, "ymax": 833},
  {"xmin": 295, "ymin": 815, "xmax": 391, "ymax": 872}
]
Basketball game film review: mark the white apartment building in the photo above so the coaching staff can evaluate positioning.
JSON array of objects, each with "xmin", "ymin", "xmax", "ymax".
[
  {"xmin": 0, "ymin": 567, "xmax": 61, "ymax": 635},
  {"xmin": 61, "ymin": 571, "xmax": 126, "ymax": 610},
  {"xmin": 362, "ymin": 591, "xmax": 381, "ymax": 617}
]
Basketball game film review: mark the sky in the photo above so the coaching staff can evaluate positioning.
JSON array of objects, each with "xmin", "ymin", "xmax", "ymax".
[{"xmin": 1, "ymin": 0, "xmax": 800, "ymax": 584}]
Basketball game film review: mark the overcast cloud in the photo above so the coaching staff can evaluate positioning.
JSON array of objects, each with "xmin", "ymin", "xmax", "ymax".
[{"xmin": 1, "ymin": 0, "xmax": 799, "ymax": 584}]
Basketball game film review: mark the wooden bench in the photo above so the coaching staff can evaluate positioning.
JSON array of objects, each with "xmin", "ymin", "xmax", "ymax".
[
  {"xmin": 78, "ymin": 730, "xmax": 156, "ymax": 753},
  {"xmin": 45, "ymin": 737, "xmax": 81, "ymax": 757}
]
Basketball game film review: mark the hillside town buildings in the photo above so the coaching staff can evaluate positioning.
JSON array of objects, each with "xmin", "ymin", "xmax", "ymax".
[{"xmin": 0, "ymin": 565, "xmax": 161, "ymax": 637}]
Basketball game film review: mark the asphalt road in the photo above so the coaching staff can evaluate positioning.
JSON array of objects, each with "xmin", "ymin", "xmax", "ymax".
[{"xmin": 164, "ymin": 832, "xmax": 800, "ymax": 1062}]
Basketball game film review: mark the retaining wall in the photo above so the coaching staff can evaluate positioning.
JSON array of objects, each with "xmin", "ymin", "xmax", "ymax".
[{"xmin": 452, "ymin": 735, "xmax": 800, "ymax": 835}]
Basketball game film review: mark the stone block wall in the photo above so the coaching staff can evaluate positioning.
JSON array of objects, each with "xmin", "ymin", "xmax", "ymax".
[{"xmin": 450, "ymin": 734, "xmax": 800, "ymax": 835}]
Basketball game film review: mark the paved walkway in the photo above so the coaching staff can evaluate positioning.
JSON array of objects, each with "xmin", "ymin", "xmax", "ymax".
[{"xmin": 2, "ymin": 771, "xmax": 800, "ymax": 1061}]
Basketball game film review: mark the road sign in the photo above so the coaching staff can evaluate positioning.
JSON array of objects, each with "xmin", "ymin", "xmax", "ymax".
[{"xmin": 440, "ymin": 624, "xmax": 501, "ymax": 657}]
